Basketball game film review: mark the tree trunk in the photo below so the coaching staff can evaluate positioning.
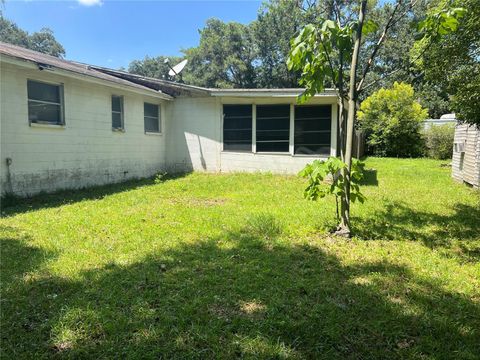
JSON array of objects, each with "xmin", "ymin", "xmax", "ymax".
[{"xmin": 336, "ymin": 0, "xmax": 367, "ymax": 237}]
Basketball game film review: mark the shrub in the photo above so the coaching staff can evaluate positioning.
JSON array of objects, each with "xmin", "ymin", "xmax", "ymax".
[
  {"xmin": 357, "ymin": 82, "xmax": 428, "ymax": 157},
  {"xmin": 424, "ymin": 123, "xmax": 455, "ymax": 160}
]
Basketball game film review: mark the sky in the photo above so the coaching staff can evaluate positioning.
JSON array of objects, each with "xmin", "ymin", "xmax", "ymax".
[{"xmin": 2, "ymin": 0, "xmax": 263, "ymax": 68}]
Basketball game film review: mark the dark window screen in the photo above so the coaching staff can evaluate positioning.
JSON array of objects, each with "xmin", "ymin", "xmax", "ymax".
[
  {"xmin": 256, "ymin": 105, "xmax": 290, "ymax": 152},
  {"xmin": 223, "ymin": 105, "xmax": 252, "ymax": 152},
  {"xmin": 144, "ymin": 103, "xmax": 160, "ymax": 133},
  {"xmin": 112, "ymin": 95, "xmax": 123, "ymax": 129},
  {"xmin": 294, "ymin": 105, "xmax": 331, "ymax": 155}
]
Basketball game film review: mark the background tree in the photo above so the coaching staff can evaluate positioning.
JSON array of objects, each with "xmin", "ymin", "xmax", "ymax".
[
  {"xmin": 0, "ymin": 16, "xmax": 65, "ymax": 57},
  {"xmin": 182, "ymin": 19, "xmax": 256, "ymax": 88},
  {"xmin": 424, "ymin": 123, "xmax": 455, "ymax": 160},
  {"xmin": 414, "ymin": 0, "xmax": 479, "ymax": 124},
  {"xmin": 128, "ymin": 55, "xmax": 184, "ymax": 79},
  {"xmin": 357, "ymin": 82, "xmax": 428, "ymax": 157},
  {"xmin": 252, "ymin": 0, "xmax": 321, "ymax": 87}
]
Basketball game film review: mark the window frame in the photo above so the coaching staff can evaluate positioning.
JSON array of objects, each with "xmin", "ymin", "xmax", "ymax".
[
  {"xmin": 111, "ymin": 95, "xmax": 125, "ymax": 131},
  {"xmin": 220, "ymin": 102, "xmax": 336, "ymax": 157},
  {"xmin": 255, "ymin": 104, "xmax": 291, "ymax": 154},
  {"xmin": 293, "ymin": 104, "xmax": 332, "ymax": 156},
  {"xmin": 144, "ymin": 102, "xmax": 161, "ymax": 134},
  {"xmin": 222, "ymin": 104, "xmax": 253, "ymax": 152},
  {"xmin": 27, "ymin": 79, "xmax": 65, "ymax": 126}
]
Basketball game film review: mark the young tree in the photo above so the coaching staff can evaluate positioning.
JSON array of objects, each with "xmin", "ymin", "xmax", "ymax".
[{"xmin": 287, "ymin": 0, "xmax": 464, "ymax": 236}]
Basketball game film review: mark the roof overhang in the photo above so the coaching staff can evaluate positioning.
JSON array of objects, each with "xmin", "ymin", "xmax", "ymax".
[
  {"xmin": 89, "ymin": 66, "xmax": 212, "ymax": 97},
  {"xmin": 209, "ymin": 88, "xmax": 338, "ymax": 98},
  {"xmin": 0, "ymin": 47, "xmax": 173, "ymax": 100}
]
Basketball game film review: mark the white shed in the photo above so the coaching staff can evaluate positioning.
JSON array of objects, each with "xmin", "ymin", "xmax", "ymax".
[{"xmin": 452, "ymin": 122, "xmax": 480, "ymax": 188}]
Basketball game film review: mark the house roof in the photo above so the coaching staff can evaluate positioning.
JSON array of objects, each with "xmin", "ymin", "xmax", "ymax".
[
  {"xmin": 89, "ymin": 65, "xmax": 211, "ymax": 97},
  {"xmin": 0, "ymin": 42, "xmax": 338, "ymax": 100},
  {"xmin": 0, "ymin": 42, "xmax": 173, "ymax": 100}
]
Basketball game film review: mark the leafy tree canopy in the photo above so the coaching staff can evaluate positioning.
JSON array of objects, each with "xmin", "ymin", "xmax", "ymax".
[
  {"xmin": 413, "ymin": 0, "xmax": 479, "ymax": 124},
  {"xmin": 127, "ymin": 55, "xmax": 184, "ymax": 80},
  {"xmin": 182, "ymin": 18, "xmax": 256, "ymax": 88},
  {"xmin": 0, "ymin": 16, "xmax": 65, "ymax": 58}
]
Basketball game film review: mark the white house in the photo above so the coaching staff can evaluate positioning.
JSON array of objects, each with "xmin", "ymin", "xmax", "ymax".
[{"xmin": 0, "ymin": 42, "xmax": 339, "ymax": 197}]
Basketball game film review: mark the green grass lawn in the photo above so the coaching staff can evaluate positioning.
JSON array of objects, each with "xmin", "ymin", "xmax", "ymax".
[{"xmin": 1, "ymin": 158, "xmax": 479, "ymax": 359}]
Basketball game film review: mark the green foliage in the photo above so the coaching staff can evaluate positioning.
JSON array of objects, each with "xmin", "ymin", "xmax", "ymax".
[
  {"xmin": 299, "ymin": 157, "xmax": 366, "ymax": 220},
  {"xmin": 0, "ymin": 17, "xmax": 65, "ymax": 57},
  {"xmin": 424, "ymin": 123, "xmax": 455, "ymax": 160},
  {"xmin": 417, "ymin": 5, "xmax": 466, "ymax": 40},
  {"xmin": 287, "ymin": 19, "xmax": 356, "ymax": 102},
  {"xmin": 450, "ymin": 66, "xmax": 480, "ymax": 123},
  {"xmin": 182, "ymin": 19, "xmax": 256, "ymax": 88},
  {"xmin": 357, "ymin": 82, "xmax": 428, "ymax": 157},
  {"xmin": 413, "ymin": 0, "xmax": 478, "ymax": 124},
  {"xmin": 153, "ymin": 172, "xmax": 169, "ymax": 184},
  {"xmin": 251, "ymin": 0, "xmax": 318, "ymax": 88}
]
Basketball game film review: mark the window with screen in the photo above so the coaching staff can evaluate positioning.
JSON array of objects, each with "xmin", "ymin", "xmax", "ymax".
[
  {"xmin": 256, "ymin": 105, "xmax": 290, "ymax": 152},
  {"xmin": 27, "ymin": 80, "xmax": 64, "ymax": 125},
  {"xmin": 223, "ymin": 105, "xmax": 252, "ymax": 151},
  {"xmin": 112, "ymin": 95, "xmax": 124, "ymax": 130},
  {"xmin": 294, "ymin": 105, "xmax": 331, "ymax": 155},
  {"xmin": 144, "ymin": 103, "xmax": 160, "ymax": 133}
]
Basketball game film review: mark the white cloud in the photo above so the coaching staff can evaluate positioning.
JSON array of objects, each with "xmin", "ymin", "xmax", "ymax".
[{"xmin": 77, "ymin": 0, "xmax": 103, "ymax": 6}]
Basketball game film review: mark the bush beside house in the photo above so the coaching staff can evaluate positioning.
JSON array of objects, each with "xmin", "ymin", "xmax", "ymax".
[
  {"xmin": 423, "ymin": 123, "xmax": 455, "ymax": 160},
  {"xmin": 357, "ymin": 82, "xmax": 428, "ymax": 158}
]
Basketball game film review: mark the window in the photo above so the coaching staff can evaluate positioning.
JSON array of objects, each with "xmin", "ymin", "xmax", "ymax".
[
  {"xmin": 111, "ymin": 95, "xmax": 124, "ymax": 130},
  {"xmin": 223, "ymin": 105, "xmax": 252, "ymax": 151},
  {"xmin": 294, "ymin": 105, "xmax": 331, "ymax": 155},
  {"xmin": 144, "ymin": 103, "xmax": 160, "ymax": 133},
  {"xmin": 256, "ymin": 104, "xmax": 290, "ymax": 152},
  {"xmin": 27, "ymin": 80, "xmax": 64, "ymax": 125}
]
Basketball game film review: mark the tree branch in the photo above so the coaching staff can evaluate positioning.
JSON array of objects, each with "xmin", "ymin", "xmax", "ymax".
[
  {"xmin": 356, "ymin": 0, "xmax": 404, "ymax": 92},
  {"xmin": 357, "ymin": 0, "xmax": 422, "ymax": 93},
  {"xmin": 320, "ymin": 38, "xmax": 337, "ymax": 87},
  {"xmin": 360, "ymin": 30, "xmax": 435, "ymax": 93}
]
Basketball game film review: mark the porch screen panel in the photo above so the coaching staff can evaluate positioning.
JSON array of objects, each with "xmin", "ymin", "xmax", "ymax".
[
  {"xmin": 256, "ymin": 105, "xmax": 290, "ymax": 152},
  {"xmin": 223, "ymin": 105, "xmax": 252, "ymax": 151},
  {"xmin": 294, "ymin": 105, "xmax": 331, "ymax": 155}
]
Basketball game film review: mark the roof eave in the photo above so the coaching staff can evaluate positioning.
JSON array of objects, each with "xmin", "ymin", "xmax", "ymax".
[{"xmin": 0, "ymin": 53, "xmax": 174, "ymax": 101}]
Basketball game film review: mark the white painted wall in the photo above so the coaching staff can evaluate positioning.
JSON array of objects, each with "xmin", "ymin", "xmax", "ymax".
[
  {"xmin": 165, "ymin": 95, "xmax": 338, "ymax": 174},
  {"xmin": 0, "ymin": 61, "xmax": 168, "ymax": 196},
  {"xmin": 0, "ymin": 60, "xmax": 339, "ymax": 197},
  {"xmin": 165, "ymin": 97, "xmax": 221, "ymax": 173}
]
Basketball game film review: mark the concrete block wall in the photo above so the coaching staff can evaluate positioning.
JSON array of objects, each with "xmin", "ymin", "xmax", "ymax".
[
  {"xmin": 1, "ymin": 61, "xmax": 168, "ymax": 196},
  {"xmin": 165, "ymin": 97, "xmax": 221, "ymax": 173},
  {"xmin": 1, "ymin": 60, "xmax": 339, "ymax": 196}
]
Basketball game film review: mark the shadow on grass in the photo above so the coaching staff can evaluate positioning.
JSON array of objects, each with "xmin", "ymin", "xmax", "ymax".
[
  {"xmin": 359, "ymin": 169, "xmax": 378, "ymax": 186},
  {"xmin": 1, "ymin": 221, "xmax": 478, "ymax": 359},
  {"xmin": 0, "ymin": 172, "xmax": 190, "ymax": 217},
  {"xmin": 353, "ymin": 199, "xmax": 480, "ymax": 261}
]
